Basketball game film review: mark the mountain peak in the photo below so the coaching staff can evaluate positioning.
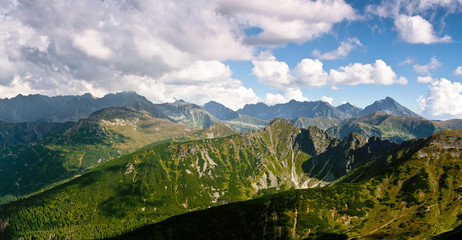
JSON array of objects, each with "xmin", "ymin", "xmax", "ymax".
[
  {"xmin": 203, "ymin": 101, "xmax": 238, "ymax": 120},
  {"xmin": 361, "ymin": 97, "xmax": 420, "ymax": 118},
  {"xmin": 268, "ymin": 118, "xmax": 293, "ymax": 126}
]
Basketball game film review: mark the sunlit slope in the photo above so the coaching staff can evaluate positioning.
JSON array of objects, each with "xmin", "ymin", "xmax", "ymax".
[{"xmin": 112, "ymin": 129, "xmax": 462, "ymax": 240}]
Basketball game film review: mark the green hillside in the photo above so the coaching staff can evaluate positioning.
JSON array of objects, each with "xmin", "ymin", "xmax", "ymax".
[
  {"xmin": 0, "ymin": 107, "xmax": 199, "ymax": 202},
  {"xmin": 1, "ymin": 120, "xmax": 460, "ymax": 239},
  {"xmin": 110, "ymin": 129, "xmax": 462, "ymax": 240},
  {"xmin": 0, "ymin": 119, "xmax": 349, "ymax": 239}
]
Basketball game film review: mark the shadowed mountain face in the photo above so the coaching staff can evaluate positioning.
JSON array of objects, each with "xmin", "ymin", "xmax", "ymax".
[
  {"xmin": 108, "ymin": 129, "xmax": 462, "ymax": 240},
  {"xmin": 0, "ymin": 121, "xmax": 75, "ymax": 148},
  {"xmin": 202, "ymin": 101, "xmax": 239, "ymax": 120},
  {"xmin": 336, "ymin": 102, "xmax": 363, "ymax": 117}
]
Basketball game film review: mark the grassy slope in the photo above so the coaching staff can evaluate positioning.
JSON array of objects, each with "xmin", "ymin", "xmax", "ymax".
[
  {"xmin": 0, "ymin": 119, "xmax": 338, "ymax": 239},
  {"xmin": 111, "ymin": 129, "xmax": 462, "ymax": 240},
  {"xmin": 0, "ymin": 107, "xmax": 199, "ymax": 202}
]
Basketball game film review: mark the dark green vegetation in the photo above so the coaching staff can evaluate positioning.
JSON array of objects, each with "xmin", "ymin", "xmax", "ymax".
[
  {"xmin": 111, "ymin": 129, "xmax": 462, "ymax": 240},
  {"xmin": 0, "ymin": 121, "xmax": 74, "ymax": 147},
  {"xmin": 1, "ymin": 119, "xmax": 461, "ymax": 239},
  {"xmin": 0, "ymin": 107, "xmax": 199, "ymax": 202}
]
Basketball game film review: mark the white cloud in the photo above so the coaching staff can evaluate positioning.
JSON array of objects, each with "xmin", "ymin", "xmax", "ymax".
[
  {"xmin": 453, "ymin": 66, "xmax": 462, "ymax": 76},
  {"xmin": 216, "ymin": 0, "xmax": 357, "ymax": 45},
  {"xmin": 394, "ymin": 15, "xmax": 452, "ymax": 44},
  {"xmin": 417, "ymin": 76, "xmax": 435, "ymax": 83},
  {"xmin": 321, "ymin": 96, "xmax": 334, "ymax": 105},
  {"xmin": 312, "ymin": 37, "xmax": 362, "ymax": 60},
  {"xmin": 263, "ymin": 87, "xmax": 309, "ymax": 106},
  {"xmin": 73, "ymin": 30, "xmax": 113, "ymax": 60},
  {"xmin": 413, "ymin": 56, "xmax": 442, "ymax": 75},
  {"xmin": 418, "ymin": 78, "xmax": 462, "ymax": 119},
  {"xmin": 251, "ymin": 51, "xmax": 291, "ymax": 88},
  {"xmin": 293, "ymin": 58, "xmax": 328, "ymax": 87},
  {"xmin": 367, "ymin": 1, "xmax": 460, "ymax": 44},
  {"xmin": 367, "ymin": 0, "xmax": 462, "ymax": 18},
  {"xmin": 252, "ymin": 52, "xmax": 407, "ymax": 89},
  {"xmin": 125, "ymin": 60, "xmax": 260, "ymax": 110},
  {"xmin": 329, "ymin": 59, "xmax": 408, "ymax": 86},
  {"xmin": 0, "ymin": 0, "xmax": 256, "ymax": 101}
]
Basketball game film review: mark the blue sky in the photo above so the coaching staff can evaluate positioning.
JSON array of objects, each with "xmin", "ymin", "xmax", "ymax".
[{"xmin": 0, "ymin": 0, "xmax": 461, "ymax": 119}]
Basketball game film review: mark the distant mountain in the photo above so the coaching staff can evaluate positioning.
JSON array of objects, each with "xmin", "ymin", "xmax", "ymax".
[
  {"xmin": 178, "ymin": 123, "xmax": 238, "ymax": 140},
  {"xmin": 360, "ymin": 96, "xmax": 420, "ymax": 117},
  {"xmin": 438, "ymin": 119, "xmax": 462, "ymax": 129},
  {"xmin": 336, "ymin": 102, "xmax": 363, "ymax": 117},
  {"xmin": 0, "ymin": 92, "xmax": 169, "ymax": 123},
  {"xmin": 154, "ymin": 101, "xmax": 219, "ymax": 128},
  {"xmin": 327, "ymin": 111, "xmax": 447, "ymax": 143},
  {"xmin": 202, "ymin": 101, "xmax": 238, "ymax": 120},
  {"xmin": 292, "ymin": 116, "xmax": 342, "ymax": 130},
  {"xmin": 221, "ymin": 116, "xmax": 270, "ymax": 133},
  {"xmin": 238, "ymin": 100, "xmax": 350, "ymax": 120},
  {"xmin": 293, "ymin": 112, "xmax": 447, "ymax": 143}
]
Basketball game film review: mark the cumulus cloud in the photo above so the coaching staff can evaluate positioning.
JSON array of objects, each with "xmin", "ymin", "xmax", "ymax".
[
  {"xmin": 413, "ymin": 56, "xmax": 442, "ymax": 75},
  {"xmin": 252, "ymin": 52, "xmax": 407, "ymax": 89},
  {"xmin": 123, "ymin": 60, "xmax": 261, "ymax": 110},
  {"xmin": 394, "ymin": 15, "xmax": 452, "ymax": 44},
  {"xmin": 263, "ymin": 87, "xmax": 309, "ymax": 106},
  {"xmin": 0, "ymin": 0, "xmax": 358, "ymax": 106},
  {"xmin": 216, "ymin": 0, "xmax": 357, "ymax": 45},
  {"xmin": 418, "ymin": 78, "xmax": 462, "ymax": 119},
  {"xmin": 312, "ymin": 37, "xmax": 362, "ymax": 60},
  {"xmin": 0, "ymin": 0, "xmax": 260, "ymax": 103},
  {"xmin": 454, "ymin": 66, "xmax": 462, "ymax": 76},
  {"xmin": 321, "ymin": 96, "xmax": 334, "ymax": 105},
  {"xmin": 329, "ymin": 59, "xmax": 408, "ymax": 86},
  {"xmin": 251, "ymin": 51, "xmax": 291, "ymax": 88}
]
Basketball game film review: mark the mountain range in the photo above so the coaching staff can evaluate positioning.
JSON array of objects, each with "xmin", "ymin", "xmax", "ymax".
[
  {"xmin": 1, "ymin": 119, "xmax": 461, "ymax": 239},
  {"xmin": 0, "ymin": 92, "xmax": 421, "ymax": 125},
  {"xmin": 0, "ymin": 92, "xmax": 461, "ymax": 239}
]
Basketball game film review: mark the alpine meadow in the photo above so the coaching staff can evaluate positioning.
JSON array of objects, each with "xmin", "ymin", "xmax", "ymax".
[{"xmin": 1, "ymin": 0, "xmax": 462, "ymax": 239}]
